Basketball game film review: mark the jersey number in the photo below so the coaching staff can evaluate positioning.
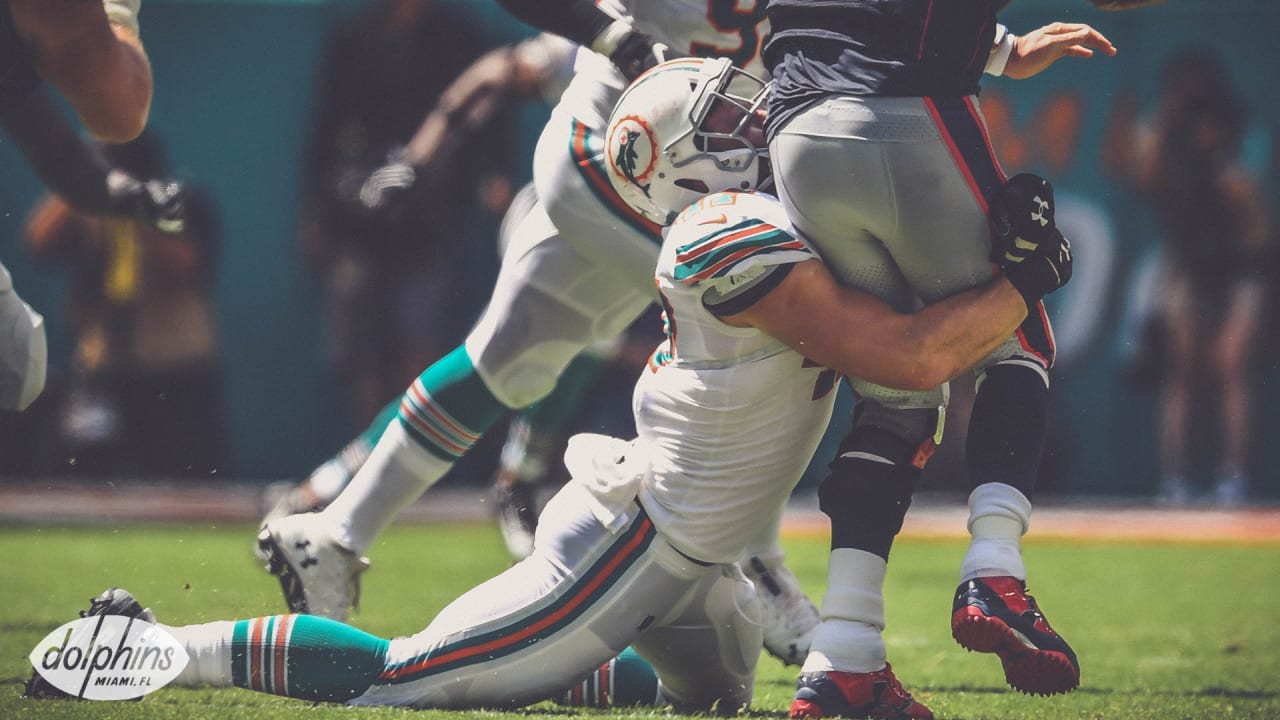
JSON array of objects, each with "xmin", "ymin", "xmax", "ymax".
[{"xmin": 691, "ymin": 0, "xmax": 768, "ymax": 69}]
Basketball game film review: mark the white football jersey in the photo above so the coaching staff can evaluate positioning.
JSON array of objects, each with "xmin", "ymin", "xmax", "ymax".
[
  {"xmin": 635, "ymin": 192, "xmax": 839, "ymax": 564},
  {"xmin": 558, "ymin": 0, "xmax": 771, "ymax": 129}
]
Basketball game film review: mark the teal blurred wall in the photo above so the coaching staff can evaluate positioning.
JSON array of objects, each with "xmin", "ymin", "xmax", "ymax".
[{"xmin": 2, "ymin": 0, "xmax": 1278, "ymax": 495}]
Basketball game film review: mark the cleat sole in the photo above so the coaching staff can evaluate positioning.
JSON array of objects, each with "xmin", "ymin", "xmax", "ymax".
[{"xmin": 952, "ymin": 610, "xmax": 1079, "ymax": 695}]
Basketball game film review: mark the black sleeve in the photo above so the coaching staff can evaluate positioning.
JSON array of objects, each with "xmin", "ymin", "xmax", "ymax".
[
  {"xmin": 1, "ymin": 87, "xmax": 118, "ymax": 215},
  {"xmin": 494, "ymin": 0, "xmax": 614, "ymax": 48}
]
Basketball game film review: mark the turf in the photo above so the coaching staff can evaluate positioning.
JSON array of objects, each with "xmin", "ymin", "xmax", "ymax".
[{"xmin": 1, "ymin": 522, "xmax": 1277, "ymax": 719}]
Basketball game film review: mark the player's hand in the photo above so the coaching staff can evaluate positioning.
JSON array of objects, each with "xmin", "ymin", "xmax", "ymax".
[
  {"xmin": 1003, "ymin": 22, "xmax": 1116, "ymax": 80},
  {"xmin": 609, "ymin": 30, "xmax": 676, "ymax": 82},
  {"xmin": 358, "ymin": 156, "xmax": 417, "ymax": 213},
  {"xmin": 106, "ymin": 169, "xmax": 185, "ymax": 233},
  {"xmin": 991, "ymin": 173, "xmax": 1072, "ymax": 306},
  {"xmin": 989, "ymin": 173, "xmax": 1057, "ymax": 265},
  {"xmin": 1000, "ymin": 226, "xmax": 1073, "ymax": 307}
]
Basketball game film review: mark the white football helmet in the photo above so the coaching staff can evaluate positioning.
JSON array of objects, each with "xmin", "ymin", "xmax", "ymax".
[{"xmin": 604, "ymin": 57, "xmax": 769, "ymax": 225}]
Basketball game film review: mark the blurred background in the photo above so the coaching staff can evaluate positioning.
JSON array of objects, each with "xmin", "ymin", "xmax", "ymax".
[{"xmin": 1, "ymin": 0, "xmax": 1277, "ymax": 506}]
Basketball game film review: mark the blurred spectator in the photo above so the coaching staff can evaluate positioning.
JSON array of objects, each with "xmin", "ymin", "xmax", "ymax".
[
  {"xmin": 1106, "ymin": 48, "xmax": 1273, "ymax": 506},
  {"xmin": 298, "ymin": 0, "xmax": 515, "ymax": 433},
  {"xmin": 25, "ymin": 130, "xmax": 229, "ymax": 478}
]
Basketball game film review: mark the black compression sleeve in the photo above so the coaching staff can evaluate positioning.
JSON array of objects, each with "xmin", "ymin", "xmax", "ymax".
[
  {"xmin": 1, "ymin": 88, "xmax": 118, "ymax": 215},
  {"xmin": 495, "ymin": 0, "xmax": 615, "ymax": 48}
]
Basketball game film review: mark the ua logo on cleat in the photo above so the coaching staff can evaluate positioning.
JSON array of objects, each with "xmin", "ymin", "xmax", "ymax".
[{"xmin": 294, "ymin": 539, "xmax": 319, "ymax": 568}]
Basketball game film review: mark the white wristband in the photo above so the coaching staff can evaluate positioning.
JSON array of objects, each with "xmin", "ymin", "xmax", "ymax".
[
  {"xmin": 104, "ymin": 0, "xmax": 142, "ymax": 36},
  {"xmin": 984, "ymin": 24, "xmax": 1016, "ymax": 77},
  {"xmin": 590, "ymin": 19, "xmax": 633, "ymax": 58}
]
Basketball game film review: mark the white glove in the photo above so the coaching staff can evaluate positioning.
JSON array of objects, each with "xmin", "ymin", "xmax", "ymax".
[{"xmin": 104, "ymin": 0, "xmax": 142, "ymax": 36}]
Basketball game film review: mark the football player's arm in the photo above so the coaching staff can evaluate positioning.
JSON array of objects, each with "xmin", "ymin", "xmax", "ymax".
[
  {"xmin": 720, "ymin": 260, "xmax": 1028, "ymax": 391},
  {"xmin": 2, "ymin": 87, "xmax": 183, "ymax": 227},
  {"xmin": 1, "ymin": 88, "xmax": 122, "ymax": 214},
  {"xmin": 401, "ymin": 46, "xmax": 520, "ymax": 171},
  {"xmin": 495, "ymin": 0, "xmax": 668, "ymax": 80},
  {"xmin": 997, "ymin": 22, "xmax": 1116, "ymax": 80},
  {"xmin": 494, "ymin": 0, "xmax": 613, "ymax": 49},
  {"xmin": 10, "ymin": 0, "xmax": 152, "ymax": 142}
]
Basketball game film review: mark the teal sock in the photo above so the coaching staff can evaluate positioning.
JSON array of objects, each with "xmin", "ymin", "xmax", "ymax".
[
  {"xmin": 398, "ymin": 345, "xmax": 508, "ymax": 462},
  {"xmin": 231, "ymin": 615, "xmax": 388, "ymax": 702}
]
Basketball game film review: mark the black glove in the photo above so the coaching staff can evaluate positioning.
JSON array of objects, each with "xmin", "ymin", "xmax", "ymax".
[
  {"xmin": 609, "ymin": 30, "xmax": 674, "ymax": 82},
  {"xmin": 991, "ymin": 173, "xmax": 1072, "ymax": 306},
  {"xmin": 989, "ymin": 172, "xmax": 1057, "ymax": 265},
  {"xmin": 106, "ymin": 169, "xmax": 185, "ymax": 233},
  {"xmin": 1003, "ymin": 225, "xmax": 1073, "ymax": 307}
]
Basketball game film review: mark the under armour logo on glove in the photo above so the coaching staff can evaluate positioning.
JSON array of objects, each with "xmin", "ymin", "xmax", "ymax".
[
  {"xmin": 989, "ymin": 173, "xmax": 1057, "ymax": 264},
  {"xmin": 1030, "ymin": 194, "xmax": 1050, "ymax": 227}
]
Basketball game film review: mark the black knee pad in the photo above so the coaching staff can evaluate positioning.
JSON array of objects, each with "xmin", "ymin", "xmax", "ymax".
[
  {"xmin": 967, "ymin": 362, "xmax": 1050, "ymax": 499},
  {"xmin": 819, "ymin": 423, "xmax": 924, "ymax": 561}
]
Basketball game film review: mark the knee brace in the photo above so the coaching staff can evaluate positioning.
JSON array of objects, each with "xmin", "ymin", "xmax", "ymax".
[
  {"xmin": 0, "ymin": 281, "xmax": 47, "ymax": 412},
  {"xmin": 819, "ymin": 404, "xmax": 938, "ymax": 560},
  {"xmin": 967, "ymin": 362, "xmax": 1049, "ymax": 499}
]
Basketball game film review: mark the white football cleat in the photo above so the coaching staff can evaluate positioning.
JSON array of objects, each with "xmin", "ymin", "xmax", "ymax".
[
  {"xmin": 745, "ymin": 556, "xmax": 820, "ymax": 666},
  {"xmin": 257, "ymin": 513, "xmax": 370, "ymax": 622},
  {"xmin": 495, "ymin": 478, "xmax": 539, "ymax": 561}
]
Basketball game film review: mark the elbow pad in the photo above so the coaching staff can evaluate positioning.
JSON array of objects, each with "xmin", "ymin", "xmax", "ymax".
[{"xmin": 0, "ymin": 268, "xmax": 47, "ymax": 411}]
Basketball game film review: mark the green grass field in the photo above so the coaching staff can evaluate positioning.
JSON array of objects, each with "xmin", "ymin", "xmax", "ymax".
[{"xmin": 1, "ymin": 522, "xmax": 1277, "ymax": 719}]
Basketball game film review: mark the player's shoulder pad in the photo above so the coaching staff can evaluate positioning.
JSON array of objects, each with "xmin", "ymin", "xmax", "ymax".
[{"xmin": 666, "ymin": 191, "xmax": 814, "ymax": 286}]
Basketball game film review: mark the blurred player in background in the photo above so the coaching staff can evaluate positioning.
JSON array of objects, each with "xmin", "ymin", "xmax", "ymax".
[
  {"xmin": 761, "ymin": 0, "xmax": 1162, "ymax": 711},
  {"xmin": 1104, "ymin": 47, "xmax": 1272, "ymax": 507},
  {"xmin": 32, "ymin": 58, "xmax": 1071, "ymax": 715},
  {"xmin": 25, "ymin": 131, "xmax": 229, "ymax": 479},
  {"xmin": 267, "ymin": 28, "xmax": 655, "ymax": 563},
  {"xmin": 258, "ymin": 0, "xmax": 825, "ymax": 667},
  {"xmin": 297, "ymin": 0, "xmax": 513, "ymax": 432},
  {"xmin": 1, "ymin": 0, "xmax": 180, "ymax": 413}
]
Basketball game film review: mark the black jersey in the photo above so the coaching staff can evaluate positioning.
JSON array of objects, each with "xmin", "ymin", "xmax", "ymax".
[
  {"xmin": 764, "ymin": 0, "xmax": 1007, "ymax": 136},
  {"xmin": 0, "ymin": 0, "xmax": 42, "ymax": 114}
]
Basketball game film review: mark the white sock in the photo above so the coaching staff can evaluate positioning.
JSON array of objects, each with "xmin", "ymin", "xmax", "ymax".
[
  {"xmin": 803, "ymin": 548, "xmax": 887, "ymax": 674},
  {"xmin": 960, "ymin": 483, "xmax": 1031, "ymax": 582},
  {"xmin": 321, "ymin": 421, "xmax": 454, "ymax": 553},
  {"xmin": 164, "ymin": 622, "xmax": 235, "ymax": 688}
]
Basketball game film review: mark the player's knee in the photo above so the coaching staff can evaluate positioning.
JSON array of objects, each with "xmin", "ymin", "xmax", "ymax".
[
  {"xmin": 667, "ymin": 567, "xmax": 759, "ymax": 714},
  {"xmin": 485, "ymin": 366, "xmax": 559, "ymax": 409},
  {"xmin": 819, "ymin": 407, "xmax": 938, "ymax": 559},
  {"xmin": 0, "ymin": 291, "xmax": 47, "ymax": 412},
  {"xmin": 820, "ymin": 455, "xmax": 918, "ymax": 560}
]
